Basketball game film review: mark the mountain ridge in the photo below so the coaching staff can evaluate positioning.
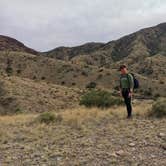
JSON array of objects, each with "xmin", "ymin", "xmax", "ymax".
[
  {"xmin": 0, "ymin": 35, "xmax": 38, "ymax": 55},
  {"xmin": 43, "ymin": 22, "xmax": 166, "ymax": 63}
]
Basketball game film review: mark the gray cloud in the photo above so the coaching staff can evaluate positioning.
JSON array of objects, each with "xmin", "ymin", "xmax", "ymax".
[{"xmin": 0, "ymin": 0, "xmax": 166, "ymax": 51}]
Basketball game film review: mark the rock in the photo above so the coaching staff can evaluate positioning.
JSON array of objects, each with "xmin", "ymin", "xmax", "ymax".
[
  {"xmin": 129, "ymin": 143, "xmax": 135, "ymax": 147},
  {"xmin": 116, "ymin": 150, "xmax": 127, "ymax": 156},
  {"xmin": 108, "ymin": 152, "xmax": 118, "ymax": 157},
  {"xmin": 150, "ymin": 154, "xmax": 156, "ymax": 158},
  {"xmin": 131, "ymin": 147, "xmax": 136, "ymax": 151},
  {"xmin": 158, "ymin": 133, "xmax": 165, "ymax": 138},
  {"xmin": 161, "ymin": 144, "xmax": 166, "ymax": 150}
]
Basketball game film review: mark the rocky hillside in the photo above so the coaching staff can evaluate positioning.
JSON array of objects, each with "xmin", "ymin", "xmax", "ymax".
[
  {"xmin": 0, "ymin": 23, "xmax": 165, "ymax": 114},
  {"xmin": 0, "ymin": 75, "xmax": 82, "ymax": 114},
  {"xmin": 43, "ymin": 22, "xmax": 166, "ymax": 81},
  {"xmin": 1, "ymin": 50, "xmax": 165, "ymax": 96},
  {"xmin": 0, "ymin": 35, "xmax": 38, "ymax": 55},
  {"xmin": 44, "ymin": 23, "xmax": 166, "ymax": 64},
  {"xmin": 43, "ymin": 42, "xmax": 104, "ymax": 60}
]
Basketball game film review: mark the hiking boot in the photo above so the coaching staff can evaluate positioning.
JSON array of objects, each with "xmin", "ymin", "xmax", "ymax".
[{"xmin": 127, "ymin": 115, "xmax": 132, "ymax": 119}]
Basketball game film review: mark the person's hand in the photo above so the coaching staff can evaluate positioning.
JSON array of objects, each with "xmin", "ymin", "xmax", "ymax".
[{"xmin": 128, "ymin": 91, "xmax": 133, "ymax": 97}]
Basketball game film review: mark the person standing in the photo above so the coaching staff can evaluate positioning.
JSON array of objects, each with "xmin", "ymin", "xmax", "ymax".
[{"xmin": 119, "ymin": 65, "xmax": 134, "ymax": 118}]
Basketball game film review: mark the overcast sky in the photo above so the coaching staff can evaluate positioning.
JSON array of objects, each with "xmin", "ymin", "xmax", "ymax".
[{"xmin": 0, "ymin": 0, "xmax": 166, "ymax": 51}]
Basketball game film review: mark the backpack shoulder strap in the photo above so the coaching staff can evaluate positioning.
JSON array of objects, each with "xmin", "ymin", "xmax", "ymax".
[
  {"xmin": 127, "ymin": 73, "xmax": 131, "ymax": 88},
  {"xmin": 120, "ymin": 74, "xmax": 123, "ymax": 88}
]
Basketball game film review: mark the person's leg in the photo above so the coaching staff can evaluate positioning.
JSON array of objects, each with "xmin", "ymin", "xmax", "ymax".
[
  {"xmin": 126, "ymin": 96, "xmax": 132, "ymax": 117},
  {"xmin": 122, "ymin": 90, "xmax": 132, "ymax": 118}
]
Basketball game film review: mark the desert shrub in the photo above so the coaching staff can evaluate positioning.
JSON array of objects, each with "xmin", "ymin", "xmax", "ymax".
[
  {"xmin": 61, "ymin": 81, "xmax": 65, "ymax": 85},
  {"xmin": 84, "ymin": 65, "xmax": 89, "ymax": 68},
  {"xmin": 41, "ymin": 76, "xmax": 46, "ymax": 80},
  {"xmin": 111, "ymin": 90, "xmax": 119, "ymax": 97},
  {"xmin": 17, "ymin": 69, "xmax": 21, "ymax": 74},
  {"xmin": 37, "ymin": 112, "xmax": 63, "ymax": 124},
  {"xmin": 139, "ymin": 68, "xmax": 153, "ymax": 75},
  {"xmin": 86, "ymin": 82, "xmax": 97, "ymax": 89},
  {"xmin": 72, "ymin": 82, "xmax": 76, "ymax": 86},
  {"xmin": 73, "ymin": 74, "xmax": 77, "ymax": 78},
  {"xmin": 98, "ymin": 68, "xmax": 103, "ymax": 72},
  {"xmin": 149, "ymin": 98, "xmax": 166, "ymax": 118},
  {"xmin": 143, "ymin": 89, "xmax": 152, "ymax": 96},
  {"xmin": 6, "ymin": 66, "xmax": 13, "ymax": 75},
  {"xmin": 33, "ymin": 76, "xmax": 37, "ymax": 80},
  {"xmin": 154, "ymin": 93, "xmax": 161, "ymax": 99},
  {"xmin": 14, "ymin": 108, "xmax": 23, "ymax": 114},
  {"xmin": 81, "ymin": 71, "xmax": 88, "ymax": 76},
  {"xmin": 159, "ymin": 80, "xmax": 164, "ymax": 84},
  {"xmin": 80, "ymin": 90, "xmax": 123, "ymax": 108},
  {"xmin": 114, "ymin": 86, "xmax": 119, "ymax": 91},
  {"xmin": 97, "ymin": 74, "xmax": 103, "ymax": 80}
]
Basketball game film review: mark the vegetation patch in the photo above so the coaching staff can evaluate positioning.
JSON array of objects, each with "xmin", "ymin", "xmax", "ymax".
[
  {"xmin": 37, "ymin": 112, "xmax": 63, "ymax": 124},
  {"xmin": 86, "ymin": 82, "xmax": 97, "ymax": 89},
  {"xmin": 148, "ymin": 98, "xmax": 166, "ymax": 118},
  {"xmin": 80, "ymin": 90, "xmax": 123, "ymax": 108},
  {"xmin": 14, "ymin": 108, "xmax": 23, "ymax": 114}
]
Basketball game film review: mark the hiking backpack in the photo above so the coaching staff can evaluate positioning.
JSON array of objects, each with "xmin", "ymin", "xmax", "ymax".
[{"xmin": 127, "ymin": 73, "xmax": 139, "ymax": 89}]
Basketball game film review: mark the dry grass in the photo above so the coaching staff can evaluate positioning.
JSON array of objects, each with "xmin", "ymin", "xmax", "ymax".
[
  {"xmin": 0, "ymin": 100, "xmax": 152, "ymax": 128},
  {"xmin": 61, "ymin": 101, "xmax": 151, "ymax": 127},
  {"xmin": 0, "ymin": 100, "xmax": 166, "ymax": 165},
  {"xmin": 0, "ymin": 75, "xmax": 82, "ymax": 114}
]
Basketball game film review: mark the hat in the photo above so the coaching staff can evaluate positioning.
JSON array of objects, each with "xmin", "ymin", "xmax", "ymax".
[{"xmin": 119, "ymin": 64, "xmax": 127, "ymax": 71}]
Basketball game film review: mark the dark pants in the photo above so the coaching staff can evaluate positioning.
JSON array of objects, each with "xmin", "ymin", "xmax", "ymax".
[{"xmin": 122, "ymin": 89, "xmax": 132, "ymax": 117}]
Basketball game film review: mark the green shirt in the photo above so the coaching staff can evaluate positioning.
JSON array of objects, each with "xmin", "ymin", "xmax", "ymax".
[{"xmin": 120, "ymin": 73, "xmax": 134, "ymax": 89}]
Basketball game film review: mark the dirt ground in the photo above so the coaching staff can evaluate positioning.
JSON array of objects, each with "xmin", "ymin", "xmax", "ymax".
[{"xmin": 0, "ymin": 101, "xmax": 165, "ymax": 166}]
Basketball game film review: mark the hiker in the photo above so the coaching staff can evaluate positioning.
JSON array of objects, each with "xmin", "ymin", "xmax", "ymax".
[{"xmin": 119, "ymin": 65, "xmax": 134, "ymax": 118}]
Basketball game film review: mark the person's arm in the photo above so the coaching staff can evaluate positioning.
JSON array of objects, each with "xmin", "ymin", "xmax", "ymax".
[
  {"xmin": 128, "ymin": 74, "xmax": 134, "ymax": 93},
  {"xmin": 119, "ymin": 77, "xmax": 122, "ymax": 96}
]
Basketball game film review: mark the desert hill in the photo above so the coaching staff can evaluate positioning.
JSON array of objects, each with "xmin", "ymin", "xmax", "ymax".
[
  {"xmin": 0, "ymin": 35, "xmax": 38, "ymax": 55},
  {"xmin": 43, "ymin": 42, "xmax": 104, "ymax": 60},
  {"xmin": 0, "ymin": 75, "xmax": 82, "ymax": 114},
  {"xmin": 43, "ymin": 23, "xmax": 166, "ymax": 79},
  {"xmin": 0, "ymin": 50, "xmax": 165, "ymax": 98},
  {"xmin": 0, "ymin": 23, "xmax": 166, "ymax": 114},
  {"xmin": 44, "ymin": 22, "xmax": 166, "ymax": 64},
  {"xmin": 42, "ymin": 22, "xmax": 166, "ymax": 93}
]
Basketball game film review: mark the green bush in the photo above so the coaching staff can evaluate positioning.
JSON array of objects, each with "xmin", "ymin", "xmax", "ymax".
[
  {"xmin": 143, "ymin": 89, "xmax": 152, "ymax": 96},
  {"xmin": 6, "ymin": 66, "xmax": 13, "ymax": 75},
  {"xmin": 14, "ymin": 108, "xmax": 23, "ymax": 114},
  {"xmin": 80, "ymin": 90, "xmax": 123, "ymax": 108},
  {"xmin": 149, "ymin": 98, "xmax": 166, "ymax": 118},
  {"xmin": 37, "ymin": 112, "xmax": 63, "ymax": 124},
  {"xmin": 86, "ymin": 82, "xmax": 97, "ymax": 89}
]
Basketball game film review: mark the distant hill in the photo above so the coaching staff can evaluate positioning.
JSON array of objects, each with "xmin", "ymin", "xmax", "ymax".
[
  {"xmin": 43, "ymin": 23, "xmax": 166, "ymax": 80},
  {"xmin": 44, "ymin": 22, "xmax": 166, "ymax": 63},
  {"xmin": 43, "ymin": 42, "xmax": 104, "ymax": 60},
  {"xmin": 0, "ymin": 35, "xmax": 38, "ymax": 55}
]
